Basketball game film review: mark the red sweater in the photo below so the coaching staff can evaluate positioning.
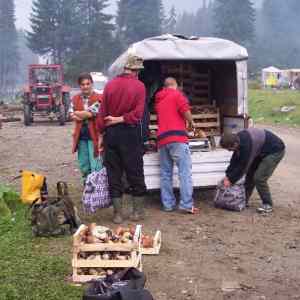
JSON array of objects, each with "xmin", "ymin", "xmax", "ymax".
[
  {"xmin": 98, "ymin": 73, "xmax": 146, "ymax": 133},
  {"xmin": 155, "ymin": 88, "xmax": 190, "ymax": 148}
]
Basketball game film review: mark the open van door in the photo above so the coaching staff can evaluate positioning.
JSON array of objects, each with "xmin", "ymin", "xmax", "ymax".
[{"xmin": 236, "ymin": 60, "xmax": 248, "ymax": 116}]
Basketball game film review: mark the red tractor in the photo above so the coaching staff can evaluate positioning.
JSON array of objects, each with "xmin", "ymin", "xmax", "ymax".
[{"xmin": 23, "ymin": 64, "xmax": 71, "ymax": 126}]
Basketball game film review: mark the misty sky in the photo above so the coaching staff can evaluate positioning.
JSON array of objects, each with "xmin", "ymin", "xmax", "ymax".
[{"xmin": 15, "ymin": 0, "xmax": 262, "ymax": 30}]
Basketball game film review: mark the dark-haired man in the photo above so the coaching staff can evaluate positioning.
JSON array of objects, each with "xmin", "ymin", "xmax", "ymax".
[
  {"xmin": 98, "ymin": 56, "xmax": 147, "ymax": 224},
  {"xmin": 69, "ymin": 73, "xmax": 103, "ymax": 181},
  {"xmin": 220, "ymin": 128, "xmax": 285, "ymax": 213}
]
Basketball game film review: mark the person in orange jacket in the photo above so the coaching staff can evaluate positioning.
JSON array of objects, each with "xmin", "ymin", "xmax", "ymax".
[{"xmin": 69, "ymin": 73, "xmax": 103, "ymax": 182}]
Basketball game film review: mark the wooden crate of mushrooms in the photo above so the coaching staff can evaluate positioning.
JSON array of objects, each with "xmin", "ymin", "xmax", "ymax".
[
  {"xmin": 190, "ymin": 105, "xmax": 221, "ymax": 137},
  {"xmin": 72, "ymin": 224, "xmax": 142, "ymax": 283}
]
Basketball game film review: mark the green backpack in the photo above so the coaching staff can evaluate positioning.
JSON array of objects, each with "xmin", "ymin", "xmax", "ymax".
[{"xmin": 31, "ymin": 181, "xmax": 81, "ymax": 237}]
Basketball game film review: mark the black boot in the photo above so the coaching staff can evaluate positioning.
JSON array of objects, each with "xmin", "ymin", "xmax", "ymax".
[
  {"xmin": 122, "ymin": 193, "xmax": 133, "ymax": 220},
  {"xmin": 131, "ymin": 196, "xmax": 145, "ymax": 222},
  {"xmin": 112, "ymin": 197, "xmax": 123, "ymax": 224}
]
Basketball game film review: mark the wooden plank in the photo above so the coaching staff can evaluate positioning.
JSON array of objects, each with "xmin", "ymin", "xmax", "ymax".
[
  {"xmin": 72, "ymin": 256, "xmax": 143, "ymax": 283},
  {"xmin": 72, "ymin": 274, "xmax": 105, "ymax": 283},
  {"xmin": 149, "ymin": 125, "xmax": 158, "ymax": 130},
  {"xmin": 76, "ymin": 243, "xmax": 137, "ymax": 252},
  {"xmin": 192, "ymin": 97, "xmax": 209, "ymax": 103},
  {"xmin": 150, "ymin": 115, "xmax": 157, "ymax": 121},
  {"xmin": 192, "ymin": 73, "xmax": 209, "ymax": 79},
  {"xmin": 192, "ymin": 114, "xmax": 219, "ymax": 119},
  {"xmin": 73, "ymin": 258, "xmax": 139, "ymax": 269},
  {"xmin": 194, "ymin": 122, "xmax": 219, "ymax": 128}
]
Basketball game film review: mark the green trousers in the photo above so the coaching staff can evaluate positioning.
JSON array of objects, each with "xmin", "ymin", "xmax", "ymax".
[
  {"xmin": 77, "ymin": 139, "xmax": 102, "ymax": 180},
  {"xmin": 245, "ymin": 150, "xmax": 285, "ymax": 206}
]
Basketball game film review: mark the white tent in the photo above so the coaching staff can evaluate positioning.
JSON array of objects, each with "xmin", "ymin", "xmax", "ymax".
[{"xmin": 262, "ymin": 66, "xmax": 282, "ymax": 88}]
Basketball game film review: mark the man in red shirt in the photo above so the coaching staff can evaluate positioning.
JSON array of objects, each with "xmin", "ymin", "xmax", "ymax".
[
  {"xmin": 155, "ymin": 77, "xmax": 197, "ymax": 213},
  {"xmin": 98, "ymin": 56, "xmax": 147, "ymax": 224}
]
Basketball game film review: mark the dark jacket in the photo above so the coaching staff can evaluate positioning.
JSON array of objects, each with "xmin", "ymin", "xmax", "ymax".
[{"xmin": 226, "ymin": 129, "xmax": 285, "ymax": 184}]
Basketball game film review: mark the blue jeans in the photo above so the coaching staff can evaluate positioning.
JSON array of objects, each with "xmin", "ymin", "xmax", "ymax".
[{"xmin": 159, "ymin": 143, "xmax": 193, "ymax": 210}]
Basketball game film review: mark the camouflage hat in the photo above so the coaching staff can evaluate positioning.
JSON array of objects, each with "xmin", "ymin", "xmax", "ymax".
[{"xmin": 124, "ymin": 55, "xmax": 144, "ymax": 70}]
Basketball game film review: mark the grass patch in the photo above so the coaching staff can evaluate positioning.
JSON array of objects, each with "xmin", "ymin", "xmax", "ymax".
[
  {"xmin": 0, "ymin": 204, "xmax": 83, "ymax": 299},
  {"xmin": 249, "ymin": 88, "xmax": 300, "ymax": 126}
]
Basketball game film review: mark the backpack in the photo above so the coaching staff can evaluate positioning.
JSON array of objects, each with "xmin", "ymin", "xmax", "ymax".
[
  {"xmin": 82, "ymin": 168, "xmax": 111, "ymax": 214},
  {"xmin": 214, "ymin": 181, "xmax": 246, "ymax": 212},
  {"xmin": 31, "ymin": 181, "xmax": 81, "ymax": 237}
]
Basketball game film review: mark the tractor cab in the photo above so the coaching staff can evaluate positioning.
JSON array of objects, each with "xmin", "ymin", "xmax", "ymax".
[{"xmin": 23, "ymin": 64, "xmax": 70, "ymax": 126}]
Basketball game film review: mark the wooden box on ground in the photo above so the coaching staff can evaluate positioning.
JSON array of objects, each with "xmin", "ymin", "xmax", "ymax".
[
  {"xmin": 141, "ymin": 231, "xmax": 162, "ymax": 255},
  {"xmin": 72, "ymin": 225, "xmax": 142, "ymax": 283}
]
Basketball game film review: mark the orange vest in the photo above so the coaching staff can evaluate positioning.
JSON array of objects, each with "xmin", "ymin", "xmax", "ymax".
[{"xmin": 71, "ymin": 92, "xmax": 102, "ymax": 157}]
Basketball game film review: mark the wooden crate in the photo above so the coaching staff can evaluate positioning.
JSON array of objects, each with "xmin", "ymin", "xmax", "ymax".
[
  {"xmin": 192, "ymin": 108, "xmax": 221, "ymax": 137},
  {"xmin": 141, "ymin": 231, "xmax": 162, "ymax": 255},
  {"xmin": 72, "ymin": 225, "xmax": 142, "ymax": 283}
]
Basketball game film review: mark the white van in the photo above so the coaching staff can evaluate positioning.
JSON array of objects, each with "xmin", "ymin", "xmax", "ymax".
[
  {"xmin": 109, "ymin": 35, "xmax": 249, "ymax": 189},
  {"xmin": 90, "ymin": 72, "xmax": 108, "ymax": 94}
]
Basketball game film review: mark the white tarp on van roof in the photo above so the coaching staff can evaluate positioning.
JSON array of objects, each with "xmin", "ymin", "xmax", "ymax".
[{"xmin": 109, "ymin": 34, "xmax": 248, "ymax": 76}]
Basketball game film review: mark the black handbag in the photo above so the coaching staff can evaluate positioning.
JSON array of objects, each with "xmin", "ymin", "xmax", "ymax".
[{"xmin": 83, "ymin": 268, "xmax": 153, "ymax": 300}]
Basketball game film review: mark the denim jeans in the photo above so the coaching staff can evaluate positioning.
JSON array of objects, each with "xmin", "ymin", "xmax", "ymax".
[{"xmin": 159, "ymin": 142, "xmax": 193, "ymax": 210}]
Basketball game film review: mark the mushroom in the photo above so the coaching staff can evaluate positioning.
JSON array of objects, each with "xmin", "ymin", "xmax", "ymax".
[
  {"xmin": 102, "ymin": 253, "xmax": 110, "ymax": 260},
  {"xmin": 89, "ymin": 268, "xmax": 98, "ymax": 275},
  {"xmin": 115, "ymin": 226, "xmax": 124, "ymax": 236},
  {"xmin": 87, "ymin": 254, "xmax": 96, "ymax": 260},
  {"xmin": 142, "ymin": 235, "xmax": 154, "ymax": 248}
]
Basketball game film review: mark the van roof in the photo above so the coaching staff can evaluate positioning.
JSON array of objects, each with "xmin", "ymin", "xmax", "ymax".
[{"xmin": 109, "ymin": 34, "xmax": 248, "ymax": 77}]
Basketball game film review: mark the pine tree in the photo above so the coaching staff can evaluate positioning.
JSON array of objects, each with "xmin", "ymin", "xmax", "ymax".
[
  {"xmin": 214, "ymin": 0, "xmax": 255, "ymax": 45},
  {"xmin": 164, "ymin": 6, "xmax": 177, "ymax": 34},
  {"xmin": 65, "ymin": 0, "xmax": 116, "ymax": 80},
  {"xmin": 0, "ymin": 0, "xmax": 19, "ymax": 97},
  {"xmin": 27, "ymin": 0, "xmax": 79, "ymax": 63},
  {"xmin": 116, "ymin": 0, "xmax": 163, "ymax": 47},
  {"xmin": 17, "ymin": 30, "xmax": 39, "ymax": 86},
  {"xmin": 195, "ymin": 0, "xmax": 214, "ymax": 37},
  {"xmin": 176, "ymin": 12, "xmax": 197, "ymax": 37},
  {"xmin": 116, "ymin": 0, "xmax": 131, "ymax": 51},
  {"xmin": 254, "ymin": 0, "xmax": 300, "ymax": 68}
]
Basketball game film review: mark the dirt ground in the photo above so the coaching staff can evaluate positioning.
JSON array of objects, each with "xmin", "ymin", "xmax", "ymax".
[{"xmin": 1, "ymin": 119, "xmax": 300, "ymax": 300}]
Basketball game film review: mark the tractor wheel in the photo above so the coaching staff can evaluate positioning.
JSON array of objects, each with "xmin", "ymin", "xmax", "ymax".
[
  {"xmin": 24, "ymin": 105, "xmax": 32, "ymax": 126},
  {"xmin": 63, "ymin": 93, "xmax": 71, "ymax": 121},
  {"xmin": 59, "ymin": 105, "xmax": 66, "ymax": 126}
]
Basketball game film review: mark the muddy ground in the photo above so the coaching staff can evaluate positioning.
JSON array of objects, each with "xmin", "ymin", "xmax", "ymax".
[{"xmin": 1, "ymin": 119, "xmax": 300, "ymax": 300}]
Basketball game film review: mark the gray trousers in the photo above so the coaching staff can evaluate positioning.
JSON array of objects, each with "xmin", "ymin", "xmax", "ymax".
[{"xmin": 245, "ymin": 150, "xmax": 285, "ymax": 206}]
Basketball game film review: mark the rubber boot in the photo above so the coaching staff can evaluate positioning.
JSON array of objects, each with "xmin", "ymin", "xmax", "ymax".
[
  {"xmin": 122, "ymin": 193, "xmax": 133, "ymax": 220},
  {"xmin": 131, "ymin": 196, "xmax": 145, "ymax": 222},
  {"xmin": 112, "ymin": 197, "xmax": 123, "ymax": 224}
]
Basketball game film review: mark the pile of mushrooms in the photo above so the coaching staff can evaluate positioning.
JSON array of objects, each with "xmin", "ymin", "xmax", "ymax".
[
  {"xmin": 80, "ymin": 224, "xmax": 154, "ymax": 248},
  {"xmin": 81, "ymin": 224, "xmax": 135, "ymax": 244}
]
